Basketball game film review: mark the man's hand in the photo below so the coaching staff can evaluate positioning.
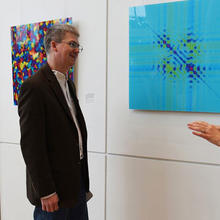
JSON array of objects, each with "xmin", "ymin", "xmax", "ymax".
[
  {"xmin": 40, "ymin": 193, "xmax": 59, "ymax": 212},
  {"xmin": 188, "ymin": 121, "xmax": 220, "ymax": 146}
]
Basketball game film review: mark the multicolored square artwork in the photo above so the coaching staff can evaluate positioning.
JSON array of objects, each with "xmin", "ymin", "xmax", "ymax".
[
  {"xmin": 11, "ymin": 17, "xmax": 72, "ymax": 105},
  {"xmin": 129, "ymin": 0, "xmax": 220, "ymax": 112}
]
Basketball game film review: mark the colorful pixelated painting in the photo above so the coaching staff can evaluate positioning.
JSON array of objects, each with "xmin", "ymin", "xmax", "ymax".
[
  {"xmin": 129, "ymin": 0, "xmax": 220, "ymax": 112},
  {"xmin": 11, "ymin": 17, "xmax": 73, "ymax": 105}
]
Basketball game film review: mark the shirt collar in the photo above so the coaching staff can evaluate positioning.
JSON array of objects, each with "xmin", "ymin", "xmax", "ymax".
[{"xmin": 52, "ymin": 70, "xmax": 68, "ymax": 81}]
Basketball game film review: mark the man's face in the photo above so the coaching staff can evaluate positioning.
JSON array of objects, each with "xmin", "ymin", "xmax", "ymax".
[{"xmin": 55, "ymin": 32, "xmax": 80, "ymax": 70}]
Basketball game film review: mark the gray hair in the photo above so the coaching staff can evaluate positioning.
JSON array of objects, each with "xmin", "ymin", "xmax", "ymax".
[{"xmin": 43, "ymin": 24, "xmax": 79, "ymax": 55}]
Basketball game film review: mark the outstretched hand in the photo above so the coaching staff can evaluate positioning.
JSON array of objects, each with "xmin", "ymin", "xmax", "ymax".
[{"xmin": 188, "ymin": 121, "xmax": 220, "ymax": 146}]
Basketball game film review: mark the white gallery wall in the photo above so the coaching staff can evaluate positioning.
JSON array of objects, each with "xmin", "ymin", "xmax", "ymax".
[
  {"xmin": 1, "ymin": 0, "xmax": 220, "ymax": 220},
  {"xmin": 107, "ymin": 0, "xmax": 220, "ymax": 219},
  {"xmin": 0, "ymin": 0, "xmax": 106, "ymax": 219}
]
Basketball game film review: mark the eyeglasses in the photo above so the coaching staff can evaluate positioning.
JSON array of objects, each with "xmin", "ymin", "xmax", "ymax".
[{"xmin": 62, "ymin": 41, "xmax": 83, "ymax": 53}]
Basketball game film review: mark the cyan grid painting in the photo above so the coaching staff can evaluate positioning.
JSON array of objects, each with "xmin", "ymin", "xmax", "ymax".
[{"xmin": 129, "ymin": 0, "xmax": 220, "ymax": 112}]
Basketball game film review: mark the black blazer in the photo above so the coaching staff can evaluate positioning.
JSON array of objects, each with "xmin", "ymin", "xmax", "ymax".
[{"xmin": 18, "ymin": 63, "xmax": 89, "ymax": 208}]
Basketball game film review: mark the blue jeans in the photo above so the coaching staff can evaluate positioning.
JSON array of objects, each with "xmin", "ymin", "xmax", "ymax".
[{"xmin": 34, "ymin": 172, "xmax": 88, "ymax": 220}]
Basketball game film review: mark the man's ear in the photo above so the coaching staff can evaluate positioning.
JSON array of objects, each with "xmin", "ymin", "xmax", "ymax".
[{"xmin": 50, "ymin": 41, "xmax": 58, "ymax": 52}]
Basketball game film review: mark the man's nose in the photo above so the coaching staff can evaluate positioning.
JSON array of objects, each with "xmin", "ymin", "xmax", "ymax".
[{"xmin": 73, "ymin": 48, "xmax": 79, "ymax": 53}]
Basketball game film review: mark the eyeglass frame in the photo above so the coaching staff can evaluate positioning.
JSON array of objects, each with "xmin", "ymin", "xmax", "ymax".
[{"xmin": 61, "ymin": 41, "xmax": 83, "ymax": 53}]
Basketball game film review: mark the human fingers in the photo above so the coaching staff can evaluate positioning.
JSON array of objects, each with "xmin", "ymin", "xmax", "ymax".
[
  {"xmin": 41, "ymin": 200, "xmax": 51, "ymax": 212},
  {"xmin": 188, "ymin": 124, "xmax": 205, "ymax": 132},
  {"xmin": 51, "ymin": 194, "xmax": 59, "ymax": 211},
  {"xmin": 187, "ymin": 122, "xmax": 203, "ymax": 129},
  {"xmin": 192, "ymin": 131, "xmax": 209, "ymax": 139},
  {"xmin": 188, "ymin": 121, "xmax": 209, "ymax": 127},
  {"xmin": 48, "ymin": 202, "xmax": 58, "ymax": 212},
  {"xmin": 47, "ymin": 199, "xmax": 59, "ymax": 212},
  {"xmin": 54, "ymin": 202, "xmax": 59, "ymax": 211},
  {"xmin": 44, "ymin": 201, "xmax": 58, "ymax": 212},
  {"xmin": 41, "ymin": 197, "xmax": 59, "ymax": 212},
  {"xmin": 46, "ymin": 203, "xmax": 52, "ymax": 212},
  {"xmin": 41, "ymin": 203, "xmax": 46, "ymax": 211},
  {"xmin": 188, "ymin": 122, "xmax": 210, "ymax": 133}
]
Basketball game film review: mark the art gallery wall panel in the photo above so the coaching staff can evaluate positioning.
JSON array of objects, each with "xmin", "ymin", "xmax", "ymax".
[
  {"xmin": 87, "ymin": 153, "xmax": 106, "ymax": 220},
  {"xmin": 107, "ymin": 0, "xmax": 220, "ymax": 164},
  {"xmin": 0, "ymin": 0, "xmax": 66, "ymax": 143},
  {"xmin": 18, "ymin": 0, "xmax": 107, "ymax": 152},
  {"xmin": 0, "ymin": 144, "xmax": 105, "ymax": 220},
  {"xmin": 20, "ymin": 0, "xmax": 65, "ymax": 25},
  {"xmin": 0, "ymin": 0, "xmax": 107, "ymax": 153},
  {"xmin": 106, "ymin": 155, "xmax": 220, "ymax": 220},
  {"xmin": 0, "ymin": 0, "xmax": 22, "ymax": 143},
  {"xmin": 64, "ymin": 0, "xmax": 107, "ymax": 153},
  {"xmin": 0, "ymin": 143, "xmax": 34, "ymax": 220}
]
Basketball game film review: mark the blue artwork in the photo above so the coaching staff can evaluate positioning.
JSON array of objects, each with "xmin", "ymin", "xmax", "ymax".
[{"xmin": 129, "ymin": 0, "xmax": 220, "ymax": 112}]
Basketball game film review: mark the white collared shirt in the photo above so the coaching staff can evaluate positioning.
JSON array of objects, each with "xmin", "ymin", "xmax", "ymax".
[{"xmin": 53, "ymin": 70, "xmax": 83, "ymax": 160}]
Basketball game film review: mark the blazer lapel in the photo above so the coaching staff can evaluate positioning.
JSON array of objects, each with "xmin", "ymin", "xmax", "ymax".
[
  {"xmin": 41, "ymin": 63, "xmax": 74, "ymax": 123},
  {"xmin": 67, "ymin": 79, "xmax": 87, "ymax": 140}
]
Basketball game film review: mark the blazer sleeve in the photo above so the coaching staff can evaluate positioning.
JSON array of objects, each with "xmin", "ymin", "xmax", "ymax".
[{"xmin": 18, "ymin": 80, "xmax": 56, "ymax": 198}]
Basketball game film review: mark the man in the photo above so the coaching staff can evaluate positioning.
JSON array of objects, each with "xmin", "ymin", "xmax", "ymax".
[
  {"xmin": 18, "ymin": 24, "xmax": 91, "ymax": 220},
  {"xmin": 188, "ymin": 121, "xmax": 220, "ymax": 146}
]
